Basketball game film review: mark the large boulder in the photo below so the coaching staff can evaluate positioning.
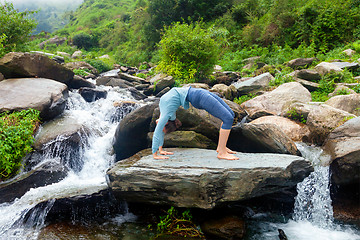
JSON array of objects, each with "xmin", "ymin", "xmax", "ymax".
[
  {"xmin": 148, "ymin": 131, "xmax": 216, "ymax": 149},
  {"xmin": 78, "ymin": 87, "xmax": 107, "ymax": 102},
  {"xmin": 323, "ymin": 117, "xmax": 360, "ymax": 185},
  {"xmin": 0, "ymin": 52, "xmax": 74, "ymax": 84},
  {"xmin": 0, "ymin": 161, "xmax": 68, "ymax": 204},
  {"xmin": 106, "ymin": 148, "xmax": 313, "ymax": 209},
  {"xmin": 0, "ymin": 78, "xmax": 68, "ymax": 121},
  {"xmin": 113, "ymin": 102, "xmax": 158, "ymax": 161},
  {"xmin": 250, "ymin": 116, "xmax": 310, "ymax": 142},
  {"xmin": 241, "ymin": 123, "xmax": 300, "ymax": 155},
  {"xmin": 232, "ymin": 72, "xmax": 273, "ymax": 95},
  {"xmin": 241, "ymin": 82, "xmax": 311, "ymax": 116},
  {"xmin": 307, "ymin": 104, "xmax": 356, "ymax": 145},
  {"xmin": 31, "ymin": 113, "xmax": 89, "ymax": 171},
  {"xmin": 325, "ymin": 94, "xmax": 360, "ymax": 115}
]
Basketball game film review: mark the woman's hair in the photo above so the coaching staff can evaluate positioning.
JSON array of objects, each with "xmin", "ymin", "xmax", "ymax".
[{"xmin": 164, "ymin": 119, "xmax": 182, "ymax": 134}]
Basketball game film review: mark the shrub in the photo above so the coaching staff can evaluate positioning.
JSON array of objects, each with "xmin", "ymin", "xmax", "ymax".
[
  {"xmin": 0, "ymin": 109, "xmax": 40, "ymax": 180},
  {"xmin": 72, "ymin": 32, "xmax": 97, "ymax": 50},
  {"xmin": 85, "ymin": 59, "xmax": 111, "ymax": 73},
  {"xmin": 157, "ymin": 22, "xmax": 219, "ymax": 83},
  {"xmin": 0, "ymin": 3, "xmax": 37, "ymax": 53}
]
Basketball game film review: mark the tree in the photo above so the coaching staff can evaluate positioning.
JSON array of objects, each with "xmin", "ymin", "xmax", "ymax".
[
  {"xmin": 0, "ymin": 3, "xmax": 37, "ymax": 55},
  {"xmin": 157, "ymin": 22, "xmax": 219, "ymax": 83}
]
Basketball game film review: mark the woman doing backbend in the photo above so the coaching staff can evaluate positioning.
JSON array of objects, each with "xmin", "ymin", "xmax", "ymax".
[{"xmin": 152, "ymin": 87, "xmax": 239, "ymax": 160}]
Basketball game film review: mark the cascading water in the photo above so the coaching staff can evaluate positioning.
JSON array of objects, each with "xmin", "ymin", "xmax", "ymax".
[
  {"xmin": 0, "ymin": 85, "xmax": 139, "ymax": 239},
  {"xmin": 249, "ymin": 143, "xmax": 360, "ymax": 240}
]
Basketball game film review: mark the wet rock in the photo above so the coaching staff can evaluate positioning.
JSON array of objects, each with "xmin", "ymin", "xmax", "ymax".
[
  {"xmin": 325, "ymin": 94, "xmax": 360, "ymax": 115},
  {"xmin": 0, "ymin": 78, "xmax": 68, "ymax": 121},
  {"xmin": 232, "ymin": 72, "xmax": 273, "ymax": 95},
  {"xmin": 0, "ymin": 52, "xmax": 74, "ymax": 84},
  {"xmin": 79, "ymin": 87, "xmax": 107, "ymax": 102},
  {"xmin": 241, "ymin": 82, "xmax": 311, "ymax": 116},
  {"xmin": 323, "ymin": 117, "xmax": 360, "ymax": 185},
  {"xmin": 106, "ymin": 148, "xmax": 312, "ymax": 209},
  {"xmin": 0, "ymin": 72, "xmax": 4, "ymax": 81},
  {"xmin": 307, "ymin": 104, "xmax": 356, "ymax": 145},
  {"xmin": 250, "ymin": 116, "xmax": 310, "ymax": 142},
  {"xmin": 64, "ymin": 61, "xmax": 99, "ymax": 76},
  {"xmin": 96, "ymin": 76, "xmax": 134, "ymax": 88},
  {"xmin": 128, "ymin": 87, "xmax": 147, "ymax": 100},
  {"xmin": 68, "ymin": 75, "xmax": 96, "ymax": 89},
  {"xmin": 0, "ymin": 161, "xmax": 68, "ymax": 204},
  {"xmin": 201, "ymin": 216, "xmax": 246, "ymax": 240},
  {"xmin": 113, "ymin": 102, "xmax": 158, "ymax": 161},
  {"xmin": 148, "ymin": 131, "xmax": 216, "ymax": 149}
]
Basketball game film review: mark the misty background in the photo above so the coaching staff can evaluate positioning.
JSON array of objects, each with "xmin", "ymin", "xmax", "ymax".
[{"xmin": 1, "ymin": 0, "xmax": 84, "ymax": 33}]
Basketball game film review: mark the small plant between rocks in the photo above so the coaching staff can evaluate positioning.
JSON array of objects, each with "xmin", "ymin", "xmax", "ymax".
[{"xmin": 151, "ymin": 206, "xmax": 205, "ymax": 239}]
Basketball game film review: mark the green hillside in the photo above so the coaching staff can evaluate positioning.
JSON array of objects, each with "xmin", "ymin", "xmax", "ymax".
[{"xmin": 51, "ymin": 0, "xmax": 359, "ymax": 66}]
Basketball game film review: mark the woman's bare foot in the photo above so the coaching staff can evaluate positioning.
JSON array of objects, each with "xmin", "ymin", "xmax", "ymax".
[
  {"xmin": 217, "ymin": 147, "xmax": 237, "ymax": 154},
  {"xmin": 217, "ymin": 152, "xmax": 239, "ymax": 160}
]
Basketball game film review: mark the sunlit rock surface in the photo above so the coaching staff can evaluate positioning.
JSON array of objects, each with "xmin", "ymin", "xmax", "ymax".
[{"xmin": 107, "ymin": 148, "xmax": 313, "ymax": 209}]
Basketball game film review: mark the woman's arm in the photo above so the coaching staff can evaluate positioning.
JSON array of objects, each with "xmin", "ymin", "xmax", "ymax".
[{"xmin": 152, "ymin": 115, "xmax": 168, "ymax": 157}]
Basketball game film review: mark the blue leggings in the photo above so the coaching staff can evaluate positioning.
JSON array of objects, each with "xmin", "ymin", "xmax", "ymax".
[{"xmin": 186, "ymin": 87, "xmax": 234, "ymax": 129}]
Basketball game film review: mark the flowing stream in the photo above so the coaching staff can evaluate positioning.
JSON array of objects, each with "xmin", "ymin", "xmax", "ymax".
[
  {"xmin": 0, "ymin": 86, "xmax": 139, "ymax": 239},
  {"xmin": 0, "ymin": 85, "xmax": 359, "ymax": 239},
  {"xmin": 248, "ymin": 143, "xmax": 360, "ymax": 240}
]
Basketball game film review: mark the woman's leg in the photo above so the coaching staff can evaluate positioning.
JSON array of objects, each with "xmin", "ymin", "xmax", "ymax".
[{"xmin": 197, "ymin": 93, "xmax": 238, "ymax": 160}]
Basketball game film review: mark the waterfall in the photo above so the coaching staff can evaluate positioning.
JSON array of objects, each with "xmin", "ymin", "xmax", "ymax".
[{"xmin": 0, "ymin": 86, "xmax": 140, "ymax": 239}]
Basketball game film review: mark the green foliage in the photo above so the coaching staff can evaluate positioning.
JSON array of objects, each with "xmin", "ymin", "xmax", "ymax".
[
  {"xmin": 0, "ymin": 3, "xmax": 37, "ymax": 54},
  {"xmin": 0, "ymin": 109, "xmax": 40, "ymax": 180},
  {"xmin": 336, "ymin": 88, "xmax": 351, "ymax": 96},
  {"xmin": 72, "ymin": 32, "xmax": 98, "ymax": 50},
  {"xmin": 153, "ymin": 207, "xmax": 204, "ymax": 239},
  {"xmin": 311, "ymin": 78, "xmax": 336, "ymax": 102},
  {"xmin": 234, "ymin": 93, "xmax": 256, "ymax": 105},
  {"xmin": 0, "ymin": 33, "xmax": 6, "ymax": 57},
  {"xmin": 269, "ymin": 71, "xmax": 294, "ymax": 87},
  {"xmin": 73, "ymin": 69, "xmax": 90, "ymax": 76},
  {"xmin": 157, "ymin": 22, "xmax": 219, "ymax": 83},
  {"xmin": 286, "ymin": 107, "xmax": 307, "ymax": 124},
  {"xmin": 85, "ymin": 59, "xmax": 111, "ymax": 73},
  {"xmin": 352, "ymin": 84, "xmax": 360, "ymax": 93}
]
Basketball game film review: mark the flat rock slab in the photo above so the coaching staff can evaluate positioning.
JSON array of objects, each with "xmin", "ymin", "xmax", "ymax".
[{"xmin": 107, "ymin": 148, "xmax": 313, "ymax": 209}]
